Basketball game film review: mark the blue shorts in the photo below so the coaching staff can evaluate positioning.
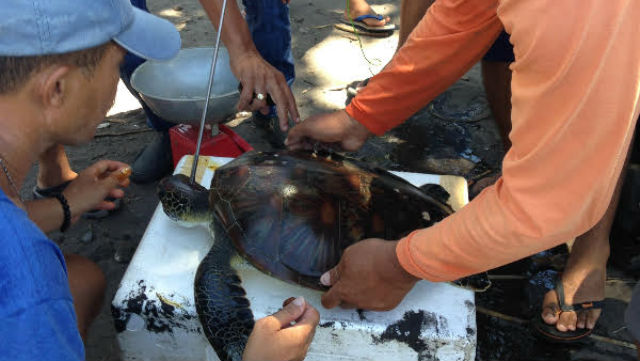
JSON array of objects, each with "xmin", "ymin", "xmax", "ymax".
[
  {"xmin": 121, "ymin": 0, "xmax": 294, "ymax": 131},
  {"xmin": 626, "ymin": 282, "xmax": 640, "ymax": 342},
  {"xmin": 483, "ymin": 30, "xmax": 514, "ymax": 63}
]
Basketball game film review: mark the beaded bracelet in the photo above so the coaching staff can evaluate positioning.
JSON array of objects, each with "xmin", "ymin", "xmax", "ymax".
[{"xmin": 53, "ymin": 193, "xmax": 71, "ymax": 232}]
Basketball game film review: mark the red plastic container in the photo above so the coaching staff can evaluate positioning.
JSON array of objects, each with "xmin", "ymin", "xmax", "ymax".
[{"xmin": 169, "ymin": 124, "xmax": 253, "ymax": 167}]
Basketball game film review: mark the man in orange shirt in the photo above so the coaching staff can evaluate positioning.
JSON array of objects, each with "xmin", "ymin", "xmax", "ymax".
[{"xmin": 287, "ymin": 0, "xmax": 639, "ymax": 345}]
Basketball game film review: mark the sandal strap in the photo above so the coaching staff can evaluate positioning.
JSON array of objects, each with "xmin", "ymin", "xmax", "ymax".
[
  {"xmin": 556, "ymin": 277, "xmax": 604, "ymax": 312},
  {"xmin": 353, "ymin": 14, "xmax": 384, "ymax": 22}
]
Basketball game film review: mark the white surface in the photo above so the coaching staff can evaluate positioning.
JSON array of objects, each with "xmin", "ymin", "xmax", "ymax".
[
  {"xmin": 113, "ymin": 156, "xmax": 476, "ymax": 361},
  {"xmin": 106, "ymin": 80, "xmax": 142, "ymax": 117}
]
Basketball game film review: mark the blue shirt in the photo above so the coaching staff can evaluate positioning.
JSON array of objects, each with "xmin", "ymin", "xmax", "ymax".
[{"xmin": 0, "ymin": 189, "xmax": 84, "ymax": 360}]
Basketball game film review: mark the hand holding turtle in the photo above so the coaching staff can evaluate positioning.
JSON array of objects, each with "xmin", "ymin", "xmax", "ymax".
[
  {"xmin": 320, "ymin": 239, "xmax": 419, "ymax": 311},
  {"xmin": 62, "ymin": 160, "xmax": 130, "ymax": 220},
  {"xmin": 243, "ymin": 297, "xmax": 320, "ymax": 361},
  {"xmin": 285, "ymin": 110, "xmax": 372, "ymax": 152},
  {"xmin": 232, "ymin": 49, "xmax": 300, "ymax": 131}
]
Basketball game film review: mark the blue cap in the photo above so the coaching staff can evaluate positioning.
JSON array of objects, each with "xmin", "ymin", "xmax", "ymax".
[{"xmin": 0, "ymin": 0, "xmax": 181, "ymax": 61}]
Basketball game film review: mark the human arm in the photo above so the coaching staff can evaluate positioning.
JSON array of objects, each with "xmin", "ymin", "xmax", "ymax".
[
  {"xmin": 243, "ymin": 297, "xmax": 319, "ymax": 361},
  {"xmin": 26, "ymin": 160, "xmax": 130, "ymax": 233},
  {"xmin": 287, "ymin": 0, "xmax": 501, "ymax": 151},
  {"xmin": 347, "ymin": 0, "xmax": 502, "ymax": 134},
  {"xmin": 395, "ymin": 0, "xmax": 640, "ymax": 282},
  {"xmin": 197, "ymin": 0, "xmax": 299, "ymax": 130}
]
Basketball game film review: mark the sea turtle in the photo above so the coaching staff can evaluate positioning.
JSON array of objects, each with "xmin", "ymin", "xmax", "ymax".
[{"xmin": 158, "ymin": 150, "xmax": 486, "ymax": 361}]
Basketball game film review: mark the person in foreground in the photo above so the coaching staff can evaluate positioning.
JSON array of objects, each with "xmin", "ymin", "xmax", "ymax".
[
  {"xmin": 286, "ymin": 0, "xmax": 640, "ymax": 347},
  {"xmin": 0, "ymin": 1, "xmax": 317, "ymax": 360}
]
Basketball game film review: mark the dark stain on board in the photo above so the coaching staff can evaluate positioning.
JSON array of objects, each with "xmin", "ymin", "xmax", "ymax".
[
  {"xmin": 372, "ymin": 310, "xmax": 449, "ymax": 361},
  {"xmin": 111, "ymin": 280, "xmax": 199, "ymax": 334}
]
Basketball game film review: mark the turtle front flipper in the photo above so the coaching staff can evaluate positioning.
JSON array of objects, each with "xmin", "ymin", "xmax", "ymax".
[
  {"xmin": 195, "ymin": 218, "xmax": 254, "ymax": 361},
  {"xmin": 158, "ymin": 174, "xmax": 212, "ymax": 225}
]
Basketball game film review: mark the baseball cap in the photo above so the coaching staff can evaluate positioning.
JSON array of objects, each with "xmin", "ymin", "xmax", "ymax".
[{"xmin": 0, "ymin": 0, "xmax": 180, "ymax": 61}]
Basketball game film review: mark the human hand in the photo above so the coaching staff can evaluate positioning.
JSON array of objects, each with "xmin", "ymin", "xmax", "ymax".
[
  {"xmin": 243, "ymin": 297, "xmax": 319, "ymax": 361},
  {"xmin": 285, "ymin": 110, "xmax": 372, "ymax": 152},
  {"xmin": 232, "ymin": 50, "xmax": 299, "ymax": 131},
  {"xmin": 320, "ymin": 239, "xmax": 419, "ymax": 311},
  {"xmin": 62, "ymin": 160, "xmax": 130, "ymax": 219}
]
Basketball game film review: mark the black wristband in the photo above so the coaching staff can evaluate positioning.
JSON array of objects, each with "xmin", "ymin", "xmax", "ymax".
[{"xmin": 54, "ymin": 193, "xmax": 71, "ymax": 232}]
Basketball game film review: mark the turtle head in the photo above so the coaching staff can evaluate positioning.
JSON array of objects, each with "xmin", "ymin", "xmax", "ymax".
[{"xmin": 158, "ymin": 174, "xmax": 212, "ymax": 226}]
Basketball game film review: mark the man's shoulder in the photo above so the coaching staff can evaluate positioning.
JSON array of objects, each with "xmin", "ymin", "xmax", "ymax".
[
  {"xmin": 0, "ymin": 197, "xmax": 82, "ymax": 360},
  {"xmin": 0, "ymin": 197, "xmax": 59, "ymax": 260},
  {"xmin": 0, "ymin": 196, "xmax": 71, "ymax": 314}
]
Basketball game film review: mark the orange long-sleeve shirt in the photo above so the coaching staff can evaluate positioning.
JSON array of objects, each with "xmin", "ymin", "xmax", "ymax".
[{"xmin": 346, "ymin": 0, "xmax": 640, "ymax": 282}]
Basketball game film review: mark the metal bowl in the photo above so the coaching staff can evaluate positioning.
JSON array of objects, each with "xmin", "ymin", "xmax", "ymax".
[{"xmin": 131, "ymin": 47, "xmax": 239, "ymax": 124}]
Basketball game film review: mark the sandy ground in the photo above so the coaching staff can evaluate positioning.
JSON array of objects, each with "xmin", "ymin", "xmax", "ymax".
[{"xmin": 21, "ymin": 0, "xmax": 639, "ymax": 360}]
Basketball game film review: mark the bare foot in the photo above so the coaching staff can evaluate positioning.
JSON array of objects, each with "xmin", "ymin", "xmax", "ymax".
[
  {"xmin": 37, "ymin": 170, "xmax": 78, "ymax": 189},
  {"xmin": 540, "ymin": 265, "xmax": 605, "ymax": 332},
  {"xmin": 37, "ymin": 144, "xmax": 78, "ymax": 189},
  {"xmin": 344, "ymin": 0, "xmax": 391, "ymax": 28}
]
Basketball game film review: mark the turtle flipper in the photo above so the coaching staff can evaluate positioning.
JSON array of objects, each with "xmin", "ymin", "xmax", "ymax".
[
  {"xmin": 452, "ymin": 272, "xmax": 492, "ymax": 292},
  {"xmin": 419, "ymin": 183, "xmax": 451, "ymax": 205},
  {"xmin": 195, "ymin": 219, "xmax": 254, "ymax": 361}
]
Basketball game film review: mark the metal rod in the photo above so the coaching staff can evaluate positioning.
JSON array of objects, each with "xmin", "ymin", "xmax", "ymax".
[{"xmin": 190, "ymin": 0, "xmax": 228, "ymax": 184}]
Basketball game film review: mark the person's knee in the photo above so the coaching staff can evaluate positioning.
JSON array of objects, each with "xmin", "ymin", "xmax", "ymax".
[
  {"xmin": 66, "ymin": 254, "xmax": 106, "ymax": 293},
  {"xmin": 65, "ymin": 254, "xmax": 106, "ymax": 336}
]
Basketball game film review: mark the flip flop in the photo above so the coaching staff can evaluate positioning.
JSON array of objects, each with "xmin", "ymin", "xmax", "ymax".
[
  {"xmin": 33, "ymin": 181, "xmax": 121, "ymax": 219},
  {"xmin": 531, "ymin": 277, "xmax": 604, "ymax": 343},
  {"xmin": 335, "ymin": 14, "xmax": 396, "ymax": 37}
]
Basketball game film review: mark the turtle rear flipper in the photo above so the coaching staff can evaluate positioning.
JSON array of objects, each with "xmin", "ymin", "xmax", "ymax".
[
  {"xmin": 195, "ymin": 219, "xmax": 254, "ymax": 361},
  {"xmin": 158, "ymin": 174, "xmax": 212, "ymax": 225},
  {"xmin": 419, "ymin": 184, "xmax": 450, "ymax": 205},
  {"xmin": 452, "ymin": 272, "xmax": 492, "ymax": 292}
]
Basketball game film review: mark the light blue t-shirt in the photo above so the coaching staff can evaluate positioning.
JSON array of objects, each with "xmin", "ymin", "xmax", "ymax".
[{"xmin": 0, "ymin": 189, "xmax": 84, "ymax": 361}]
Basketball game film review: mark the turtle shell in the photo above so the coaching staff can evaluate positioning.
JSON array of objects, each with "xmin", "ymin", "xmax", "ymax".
[{"xmin": 209, "ymin": 150, "xmax": 453, "ymax": 289}]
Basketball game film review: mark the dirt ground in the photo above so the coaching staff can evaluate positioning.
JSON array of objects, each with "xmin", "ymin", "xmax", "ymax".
[{"xmin": 21, "ymin": 0, "xmax": 639, "ymax": 360}]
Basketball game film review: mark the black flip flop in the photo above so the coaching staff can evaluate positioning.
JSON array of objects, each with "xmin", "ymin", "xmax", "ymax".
[
  {"xmin": 531, "ymin": 278, "xmax": 603, "ymax": 343},
  {"xmin": 339, "ymin": 14, "xmax": 396, "ymax": 33}
]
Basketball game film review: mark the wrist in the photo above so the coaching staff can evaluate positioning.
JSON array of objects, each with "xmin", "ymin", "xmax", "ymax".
[
  {"xmin": 342, "ymin": 110, "xmax": 372, "ymax": 138},
  {"xmin": 227, "ymin": 42, "xmax": 259, "ymax": 62},
  {"xmin": 53, "ymin": 193, "xmax": 71, "ymax": 232},
  {"xmin": 388, "ymin": 241, "xmax": 420, "ymax": 285}
]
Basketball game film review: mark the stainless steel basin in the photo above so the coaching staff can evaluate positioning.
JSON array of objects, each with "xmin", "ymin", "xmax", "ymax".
[{"xmin": 131, "ymin": 47, "xmax": 239, "ymax": 124}]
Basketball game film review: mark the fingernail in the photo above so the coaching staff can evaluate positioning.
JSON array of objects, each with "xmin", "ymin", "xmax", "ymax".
[
  {"xmin": 284, "ymin": 138, "xmax": 289, "ymax": 145},
  {"xmin": 292, "ymin": 296, "xmax": 305, "ymax": 308},
  {"xmin": 320, "ymin": 272, "xmax": 331, "ymax": 286},
  {"xmin": 116, "ymin": 167, "xmax": 132, "ymax": 181},
  {"xmin": 283, "ymin": 297, "xmax": 296, "ymax": 307}
]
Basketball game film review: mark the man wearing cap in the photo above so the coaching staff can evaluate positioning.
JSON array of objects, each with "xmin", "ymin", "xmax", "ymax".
[
  {"xmin": 0, "ymin": 1, "xmax": 318, "ymax": 360},
  {"xmin": 33, "ymin": 0, "xmax": 298, "ymax": 198}
]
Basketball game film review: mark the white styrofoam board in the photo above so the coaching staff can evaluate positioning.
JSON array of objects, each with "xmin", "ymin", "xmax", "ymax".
[{"xmin": 113, "ymin": 155, "xmax": 475, "ymax": 361}]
